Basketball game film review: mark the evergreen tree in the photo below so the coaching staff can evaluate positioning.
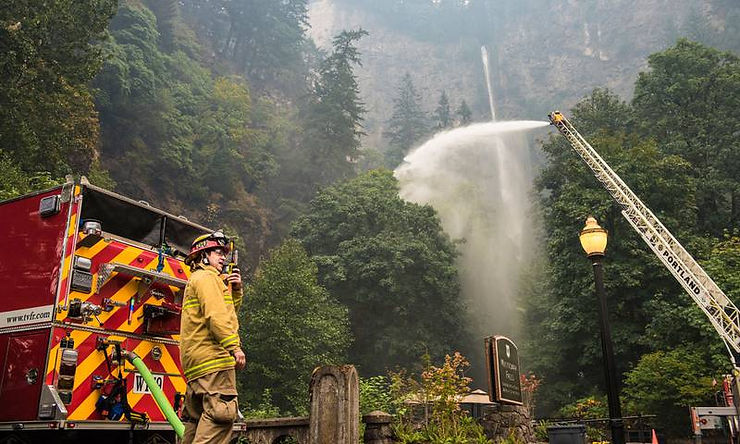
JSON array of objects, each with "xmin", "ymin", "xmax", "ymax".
[
  {"xmin": 434, "ymin": 90, "xmax": 452, "ymax": 130},
  {"xmin": 297, "ymin": 29, "xmax": 368, "ymax": 193},
  {"xmin": 524, "ymin": 44, "xmax": 740, "ymax": 427},
  {"xmin": 384, "ymin": 73, "xmax": 428, "ymax": 167},
  {"xmin": 456, "ymin": 100, "xmax": 472, "ymax": 125}
]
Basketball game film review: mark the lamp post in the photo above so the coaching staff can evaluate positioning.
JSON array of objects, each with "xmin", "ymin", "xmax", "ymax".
[{"xmin": 579, "ymin": 217, "xmax": 624, "ymax": 444}]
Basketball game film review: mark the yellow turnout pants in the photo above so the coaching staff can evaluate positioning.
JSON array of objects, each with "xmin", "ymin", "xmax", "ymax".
[{"xmin": 182, "ymin": 369, "xmax": 238, "ymax": 444}]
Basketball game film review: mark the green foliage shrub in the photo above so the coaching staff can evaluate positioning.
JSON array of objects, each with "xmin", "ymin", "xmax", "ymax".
[
  {"xmin": 622, "ymin": 348, "xmax": 716, "ymax": 433},
  {"xmin": 292, "ymin": 170, "xmax": 468, "ymax": 374},
  {"xmin": 360, "ymin": 376, "xmax": 395, "ymax": 415},
  {"xmin": 391, "ymin": 353, "xmax": 493, "ymax": 444},
  {"xmin": 242, "ymin": 389, "xmax": 281, "ymax": 419},
  {"xmin": 558, "ymin": 396, "xmax": 608, "ymax": 441}
]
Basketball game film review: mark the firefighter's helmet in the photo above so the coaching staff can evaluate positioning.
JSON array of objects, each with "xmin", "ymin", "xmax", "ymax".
[{"xmin": 185, "ymin": 231, "xmax": 230, "ymax": 266}]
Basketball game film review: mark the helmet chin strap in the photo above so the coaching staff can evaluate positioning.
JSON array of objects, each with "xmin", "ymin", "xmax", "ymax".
[{"xmin": 199, "ymin": 251, "xmax": 223, "ymax": 271}]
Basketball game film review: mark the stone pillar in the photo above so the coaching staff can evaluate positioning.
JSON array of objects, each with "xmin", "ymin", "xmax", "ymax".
[
  {"xmin": 309, "ymin": 365, "xmax": 359, "ymax": 444},
  {"xmin": 363, "ymin": 411, "xmax": 394, "ymax": 444},
  {"xmin": 481, "ymin": 404, "xmax": 536, "ymax": 443}
]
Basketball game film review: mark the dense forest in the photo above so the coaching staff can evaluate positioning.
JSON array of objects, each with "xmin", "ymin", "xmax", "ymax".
[
  {"xmin": 1, "ymin": 0, "xmax": 469, "ymax": 416},
  {"xmin": 525, "ymin": 41, "xmax": 740, "ymax": 432},
  {"xmin": 2, "ymin": 0, "xmax": 740, "ymax": 436}
]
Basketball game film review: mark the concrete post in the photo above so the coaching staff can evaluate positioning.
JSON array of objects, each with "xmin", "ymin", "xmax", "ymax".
[
  {"xmin": 309, "ymin": 365, "xmax": 359, "ymax": 444},
  {"xmin": 362, "ymin": 411, "xmax": 394, "ymax": 444}
]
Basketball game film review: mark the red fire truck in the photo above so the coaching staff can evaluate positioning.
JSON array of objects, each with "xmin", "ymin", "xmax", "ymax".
[{"xmin": 0, "ymin": 177, "xmax": 243, "ymax": 443}]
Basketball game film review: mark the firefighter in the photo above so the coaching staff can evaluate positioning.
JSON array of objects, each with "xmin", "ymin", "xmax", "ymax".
[{"xmin": 180, "ymin": 231, "xmax": 246, "ymax": 444}]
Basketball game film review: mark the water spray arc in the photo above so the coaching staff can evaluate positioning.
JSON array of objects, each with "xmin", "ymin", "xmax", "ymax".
[{"xmin": 395, "ymin": 121, "xmax": 548, "ymax": 383}]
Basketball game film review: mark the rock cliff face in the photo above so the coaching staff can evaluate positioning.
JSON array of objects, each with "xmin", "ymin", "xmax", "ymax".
[{"xmin": 308, "ymin": 0, "xmax": 739, "ymax": 147}]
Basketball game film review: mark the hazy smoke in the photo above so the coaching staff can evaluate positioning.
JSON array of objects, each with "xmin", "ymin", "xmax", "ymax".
[{"xmin": 395, "ymin": 121, "xmax": 549, "ymax": 376}]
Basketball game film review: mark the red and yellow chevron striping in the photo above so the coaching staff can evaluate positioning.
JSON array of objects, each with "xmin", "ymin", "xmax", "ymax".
[{"xmin": 47, "ymin": 232, "xmax": 191, "ymax": 423}]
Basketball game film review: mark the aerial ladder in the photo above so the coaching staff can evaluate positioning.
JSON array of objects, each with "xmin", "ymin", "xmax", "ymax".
[{"xmin": 549, "ymin": 111, "xmax": 740, "ymax": 436}]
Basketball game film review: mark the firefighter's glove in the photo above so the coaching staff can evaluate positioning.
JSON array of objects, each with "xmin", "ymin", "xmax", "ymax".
[{"xmin": 223, "ymin": 268, "xmax": 242, "ymax": 291}]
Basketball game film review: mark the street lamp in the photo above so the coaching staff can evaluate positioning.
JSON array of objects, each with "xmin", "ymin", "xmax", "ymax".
[{"xmin": 579, "ymin": 217, "xmax": 624, "ymax": 444}]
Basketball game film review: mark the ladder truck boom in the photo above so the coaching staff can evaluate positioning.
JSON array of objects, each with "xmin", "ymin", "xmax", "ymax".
[{"xmin": 548, "ymin": 111, "xmax": 740, "ymax": 360}]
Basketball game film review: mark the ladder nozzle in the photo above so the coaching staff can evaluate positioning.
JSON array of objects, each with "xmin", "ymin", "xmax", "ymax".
[{"xmin": 548, "ymin": 111, "xmax": 564, "ymax": 124}]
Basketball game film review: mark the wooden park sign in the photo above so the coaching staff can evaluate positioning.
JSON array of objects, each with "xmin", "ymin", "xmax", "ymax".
[{"xmin": 485, "ymin": 335, "xmax": 523, "ymax": 405}]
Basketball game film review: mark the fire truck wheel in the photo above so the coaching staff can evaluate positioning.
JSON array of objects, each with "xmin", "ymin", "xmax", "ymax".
[{"xmin": 0, "ymin": 432, "xmax": 32, "ymax": 444}]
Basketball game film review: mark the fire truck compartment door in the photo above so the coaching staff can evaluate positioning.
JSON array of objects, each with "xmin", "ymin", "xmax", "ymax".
[
  {"xmin": 0, "ymin": 186, "xmax": 72, "ymax": 313},
  {"xmin": 0, "ymin": 330, "xmax": 51, "ymax": 421}
]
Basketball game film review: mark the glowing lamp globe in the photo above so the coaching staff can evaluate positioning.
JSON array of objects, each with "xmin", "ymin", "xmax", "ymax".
[{"xmin": 579, "ymin": 217, "xmax": 608, "ymax": 258}]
